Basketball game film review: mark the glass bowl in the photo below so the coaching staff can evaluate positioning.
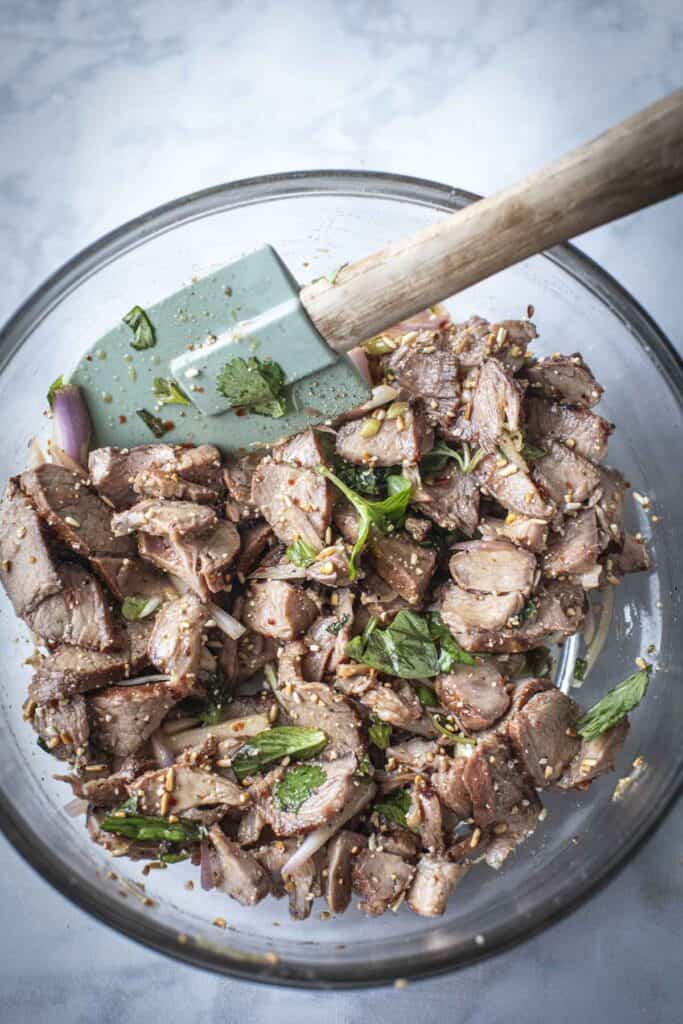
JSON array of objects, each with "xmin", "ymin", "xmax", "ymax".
[{"xmin": 0, "ymin": 171, "xmax": 681, "ymax": 988}]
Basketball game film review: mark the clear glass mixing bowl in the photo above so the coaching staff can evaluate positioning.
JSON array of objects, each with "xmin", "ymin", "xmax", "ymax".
[{"xmin": 0, "ymin": 172, "xmax": 681, "ymax": 987}]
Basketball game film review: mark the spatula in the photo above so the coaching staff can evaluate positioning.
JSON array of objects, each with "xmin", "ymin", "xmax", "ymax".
[{"xmin": 69, "ymin": 90, "xmax": 683, "ymax": 452}]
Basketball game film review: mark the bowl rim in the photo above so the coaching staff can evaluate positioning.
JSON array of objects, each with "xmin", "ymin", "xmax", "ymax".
[{"xmin": 1, "ymin": 168, "xmax": 682, "ymax": 988}]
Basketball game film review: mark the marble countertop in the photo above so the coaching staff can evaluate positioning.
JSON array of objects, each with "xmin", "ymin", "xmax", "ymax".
[{"xmin": 1, "ymin": 1, "xmax": 681, "ymax": 1020}]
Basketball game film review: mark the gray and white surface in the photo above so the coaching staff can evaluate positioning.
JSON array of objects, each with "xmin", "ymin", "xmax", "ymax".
[{"xmin": 0, "ymin": 1, "xmax": 681, "ymax": 1021}]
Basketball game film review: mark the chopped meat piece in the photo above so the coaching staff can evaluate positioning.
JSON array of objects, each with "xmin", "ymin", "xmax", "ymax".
[
  {"xmin": 522, "ymin": 354, "xmax": 603, "ymax": 407},
  {"xmin": 254, "ymin": 840, "xmax": 296, "ymax": 898},
  {"xmin": 403, "ymin": 515, "xmax": 432, "ymax": 543},
  {"xmin": 385, "ymin": 738, "xmax": 438, "ymax": 772},
  {"xmin": 131, "ymin": 765, "xmax": 243, "ymax": 815},
  {"xmin": 29, "ymin": 620, "xmax": 153, "ymax": 702},
  {"xmin": 407, "ymin": 856, "xmax": 468, "ymax": 917},
  {"xmin": 384, "ymin": 328, "xmax": 460, "ymax": 427},
  {"xmin": 356, "ymin": 679, "xmax": 422, "ymax": 729},
  {"xmin": 463, "ymin": 734, "xmax": 541, "ymax": 832},
  {"xmin": 352, "ymin": 849, "xmax": 415, "ymax": 915},
  {"xmin": 138, "ymin": 520, "xmax": 240, "ymax": 598},
  {"xmin": 255, "ymin": 754, "xmax": 358, "ymax": 837},
  {"xmin": 234, "ymin": 521, "xmax": 273, "ymax": 577},
  {"xmin": 302, "ymin": 591, "xmax": 354, "ymax": 680},
  {"xmin": 407, "ymin": 787, "xmax": 444, "ymax": 854},
  {"xmin": 380, "ymin": 830, "xmax": 422, "ymax": 860},
  {"xmin": 236, "ymin": 630, "xmax": 278, "ymax": 681},
  {"xmin": 479, "ymin": 514, "xmax": 548, "ymax": 553},
  {"xmin": 557, "ymin": 719, "xmax": 629, "ymax": 789},
  {"xmin": 88, "ymin": 444, "xmax": 179, "ymax": 509},
  {"xmin": 148, "ymin": 592, "xmax": 210, "ymax": 682},
  {"xmin": 0, "ymin": 479, "xmax": 62, "ymax": 619},
  {"xmin": 272, "ymin": 427, "xmax": 330, "ymax": 469},
  {"xmin": 208, "ymin": 824, "xmax": 270, "ymax": 907},
  {"xmin": 459, "ymin": 358, "xmax": 524, "ymax": 452},
  {"xmin": 525, "ymin": 397, "xmax": 613, "ymax": 462},
  {"xmin": 616, "ymin": 532, "xmax": 649, "ymax": 575},
  {"xmin": 544, "ymin": 509, "xmax": 600, "ymax": 578},
  {"xmin": 133, "ymin": 467, "xmax": 218, "ymax": 504},
  {"xmin": 532, "ymin": 440, "xmax": 601, "ymax": 506},
  {"xmin": 243, "ymin": 580, "xmax": 318, "ymax": 641},
  {"xmin": 27, "ymin": 563, "xmax": 118, "ymax": 651},
  {"xmin": 237, "ymin": 805, "xmax": 266, "ymax": 846},
  {"xmin": 305, "ymin": 542, "xmax": 352, "ymax": 588},
  {"xmin": 335, "ymin": 404, "xmax": 434, "ymax": 466},
  {"xmin": 450, "ymin": 538, "xmax": 537, "ymax": 595},
  {"xmin": 589, "ymin": 466, "xmax": 626, "ymax": 549},
  {"xmin": 354, "ymin": 569, "xmax": 415, "ymax": 627},
  {"xmin": 222, "ymin": 453, "xmax": 260, "ymax": 512},
  {"xmin": 251, "ymin": 458, "xmax": 331, "ymax": 550},
  {"xmin": 369, "ymin": 531, "xmax": 436, "ymax": 605},
  {"xmin": 111, "ymin": 499, "xmax": 217, "ymax": 538},
  {"xmin": 173, "ymin": 445, "xmax": 222, "ymax": 487},
  {"xmin": 65, "ymin": 754, "xmax": 152, "ymax": 808},
  {"xmin": 33, "ymin": 694, "xmax": 89, "ymax": 761},
  {"xmin": 325, "ymin": 830, "xmax": 366, "ymax": 914},
  {"xmin": 451, "ymin": 316, "xmax": 534, "ymax": 370},
  {"xmin": 476, "ymin": 453, "xmax": 554, "ymax": 521},
  {"xmin": 91, "ymin": 556, "xmax": 173, "ymax": 602},
  {"xmin": 415, "ymin": 463, "xmax": 480, "ymax": 535},
  {"xmin": 507, "ymin": 688, "xmax": 581, "ymax": 786},
  {"xmin": 435, "ymin": 662, "xmax": 511, "ymax": 731},
  {"xmin": 20, "ymin": 464, "xmax": 133, "ymax": 559},
  {"xmin": 286, "ymin": 852, "xmax": 323, "ymax": 921},
  {"xmin": 431, "ymin": 754, "xmax": 472, "ymax": 818},
  {"xmin": 88, "ymin": 678, "xmax": 190, "ymax": 757},
  {"xmin": 440, "ymin": 582, "xmax": 524, "ymax": 634}
]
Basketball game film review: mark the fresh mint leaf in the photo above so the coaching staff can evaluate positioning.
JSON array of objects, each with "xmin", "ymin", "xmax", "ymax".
[
  {"xmin": 136, "ymin": 408, "xmax": 169, "ymax": 438},
  {"xmin": 574, "ymin": 657, "xmax": 588, "ymax": 682},
  {"xmin": 232, "ymin": 727, "xmax": 327, "ymax": 782},
  {"xmin": 201, "ymin": 672, "xmax": 232, "ymax": 727},
  {"xmin": 47, "ymin": 375, "xmax": 64, "ymax": 409},
  {"xmin": 576, "ymin": 668, "xmax": 650, "ymax": 741},
  {"xmin": 346, "ymin": 610, "xmax": 474, "ymax": 678},
  {"xmin": 415, "ymin": 683, "xmax": 439, "ymax": 708},
  {"xmin": 273, "ymin": 763, "xmax": 327, "ymax": 812},
  {"xmin": 286, "ymin": 539, "xmax": 318, "ymax": 568},
  {"xmin": 326, "ymin": 613, "xmax": 350, "ymax": 636},
  {"xmin": 121, "ymin": 595, "xmax": 162, "ymax": 621},
  {"xmin": 123, "ymin": 305, "xmax": 156, "ymax": 350},
  {"xmin": 216, "ymin": 356, "xmax": 287, "ymax": 418},
  {"xmin": 373, "ymin": 788, "xmax": 411, "ymax": 828},
  {"xmin": 152, "ymin": 377, "xmax": 191, "ymax": 406},
  {"xmin": 368, "ymin": 718, "xmax": 392, "ymax": 750},
  {"xmin": 427, "ymin": 611, "xmax": 477, "ymax": 670}
]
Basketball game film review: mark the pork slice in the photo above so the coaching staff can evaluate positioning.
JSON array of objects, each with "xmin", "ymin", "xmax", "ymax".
[
  {"xmin": 111, "ymin": 499, "xmax": 217, "ymax": 538},
  {"xmin": 522, "ymin": 353, "xmax": 603, "ymax": 407},
  {"xmin": 440, "ymin": 582, "xmax": 525, "ymax": 633},
  {"xmin": 222, "ymin": 453, "xmax": 261, "ymax": 512},
  {"xmin": 90, "ymin": 555, "xmax": 173, "ymax": 602},
  {"xmin": 88, "ymin": 444, "xmax": 178, "ymax": 509},
  {"xmin": 335, "ymin": 404, "xmax": 434, "ymax": 466},
  {"xmin": 407, "ymin": 856, "xmax": 469, "ymax": 917},
  {"xmin": 450, "ymin": 538, "xmax": 537, "ymax": 595},
  {"xmin": 255, "ymin": 754, "xmax": 358, "ymax": 837},
  {"xmin": 369, "ymin": 531, "xmax": 436, "ymax": 605},
  {"xmin": 234, "ymin": 521, "xmax": 273, "ymax": 577},
  {"xmin": 544, "ymin": 509, "xmax": 600, "ymax": 578},
  {"xmin": 451, "ymin": 316, "xmax": 535, "ymax": 370},
  {"xmin": 435, "ymin": 662, "xmax": 511, "ymax": 731},
  {"xmin": 355, "ymin": 568, "xmax": 415, "ymax": 626},
  {"xmin": 507, "ymin": 688, "xmax": 581, "ymax": 787},
  {"xmin": 69, "ymin": 754, "xmax": 154, "ymax": 808},
  {"xmin": 173, "ymin": 445, "xmax": 222, "ymax": 487},
  {"xmin": 589, "ymin": 466, "xmax": 626, "ymax": 549},
  {"xmin": 0, "ymin": 479, "xmax": 62, "ymax": 619},
  {"xmin": 236, "ymin": 630, "xmax": 278, "ymax": 681},
  {"xmin": 357, "ymin": 679, "xmax": 422, "ymax": 729},
  {"xmin": 414, "ymin": 463, "xmax": 480, "ymax": 535},
  {"xmin": 272, "ymin": 427, "xmax": 330, "ymax": 469},
  {"xmin": 302, "ymin": 591, "xmax": 354, "ymax": 680},
  {"xmin": 138, "ymin": 519, "xmax": 240, "ymax": 597},
  {"xmin": 208, "ymin": 825, "xmax": 270, "ymax": 907},
  {"xmin": 250, "ymin": 459, "xmax": 331, "ymax": 550},
  {"xmin": 407, "ymin": 787, "xmax": 444, "ymax": 854},
  {"xmin": 33, "ymin": 694, "xmax": 90, "ymax": 761},
  {"xmin": 557, "ymin": 719, "xmax": 629, "ymax": 789},
  {"xmin": 525, "ymin": 397, "xmax": 613, "ymax": 461},
  {"xmin": 460, "ymin": 358, "xmax": 524, "ymax": 452},
  {"xmin": 532, "ymin": 440, "xmax": 601, "ymax": 506},
  {"xmin": 352, "ymin": 849, "xmax": 415, "ymax": 916},
  {"xmin": 463, "ymin": 734, "xmax": 541, "ymax": 831},
  {"xmin": 430, "ymin": 754, "xmax": 472, "ymax": 818},
  {"xmin": 27, "ymin": 563, "xmax": 118, "ymax": 651},
  {"xmin": 20, "ymin": 464, "xmax": 133, "ymax": 560},
  {"xmin": 254, "ymin": 839, "xmax": 296, "ymax": 898},
  {"xmin": 286, "ymin": 852, "xmax": 324, "ymax": 921},
  {"xmin": 131, "ymin": 765, "xmax": 243, "ymax": 815},
  {"xmin": 243, "ymin": 580, "xmax": 318, "ymax": 641},
  {"xmin": 404, "ymin": 515, "xmax": 432, "ymax": 543},
  {"xmin": 148, "ymin": 592, "xmax": 210, "ymax": 681},
  {"xmin": 88, "ymin": 679, "xmax": 189, "ymax": 757},
  {"xmin": 479, "ymin": 515, "xmax": 548, "ymax": 553},
  {"xmin": 476, "ymin": 453, "xmax": 554, "ymax": 521},
  {"xmin": 325, "ymin": 830, "xmax": 367, "ymax": 914},
  {"xmin": 384, "ymin": 328, "xmax": 460, "ymax": 427},
  {"xmin": 133, "ymin": 466, "xmax": 219, "ymax": 504},
  {"xmin": 29, "ymin": 620, "xmax": 153, "ymax": 702},
  {"xmin": 616, "ymin": 532, "xmax": 650, "ymax": 575}
]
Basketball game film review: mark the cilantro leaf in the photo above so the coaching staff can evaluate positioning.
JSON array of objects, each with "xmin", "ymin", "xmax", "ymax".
[
  {"xmin": 273, "ymin": 764, "xmax": 327, "ymax": 812},
  {"xmin": 576, "ymin": 668, "xmax": 650, "ymax": 741},
  {"xmin": 232, "ymin": 727, "xmax": 327, "ymax": 782},
  {"xmin": 121, "ymin": 595, "xmax": 162, "ymax": 621},
  {"xmin": 136, "ymin": 408, "xmax": 169, "ymax": 438},
  {"xmin": 368, "ymin": 718, "xmax": 392, "ymax": 750},
  {"xmin": 152, "ymin": 377, "xmax": 191, "ymax": 406},
  {"xmin": 216, "ymin": 356, "xmax": 287, "ymax": 418},
  {"xmin": 346, "ymin": 610, "xmax": 474, "ymax": 678},
  {"xmin": 373, "ymin": 789, "xmax": 411, "ymax": 828},
  {"xmin": 123, "ymin": 305, "xmax": 156, "ymax": 350},
  {"xmin": 286, "ymin": 539, "xmax": 318, "ymax": 568}
]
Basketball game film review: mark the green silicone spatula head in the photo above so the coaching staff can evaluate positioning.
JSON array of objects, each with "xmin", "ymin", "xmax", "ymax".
[{"xmin": 67, "ymin": 92, "xmax": 683, "ymax": 452}]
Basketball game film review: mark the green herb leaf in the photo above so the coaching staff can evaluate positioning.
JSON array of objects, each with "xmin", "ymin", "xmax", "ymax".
[
  {"xmin": 576, "ymin": 668, "xmax": 650, "ymax": 741},
  {"xmin": 326, "ymin": 613, "xmax": 350, "ymax": 636},
  {"xmin": 273, "ymin": 763, "xmax": 327, "ymax": 812},
  {"xmin": 346, "ymin": 610, "xmax": 475, "ymax": 678},
  {"xmin": 522, "ymin": 442, "xmax": 546, "ymax": 462},
  {"xmin": 286, "ymin": 539, "xmax": 318, "ymax": 569},
  {"xmin": 152, "ymin": 377, "xmax": 191, "ymax": 406},
  {"xmin": 429, "ymin": 711, "xmax": 477, "ymax": 746},
  {"xmin": 201, "ymin": 672, "xmax": 232, "ymax": 727},
  {"xmin": 101, "ymin": 806, "xmax": 205, "ymax": 844},
  {"xmin": 373, "ymin": 788, "xmax": 411, "ymax": 828},
  {"xmin": 136, "ymin": 408, "xmax": 169, "ymax": 438},
  {"xmin": 121, "ymin": 595, "xmax": 162, "ymax": 621},
  {"xmin": 520, "ymin": 598, "xmax": 539, "ymax": 623},
  {"xmin": 333, "ymin": 458, "xmax": 394, "ymax": 496},
  {"xmin": 123, "ymin": 305, "xmax": 156, "ymax": 350},
  {"xmin": 526, "ymin": 646, "xmax": 553, "ymax": 677},
  {"xmin": 216, "ymin": 356, "xmax": 287, "ymax": 418},
  {"xmin": 415, "ymin": 683, "xmax": 439, "ymax": 708},
  {"xmin": 368, "ymin": 718, "xmax": 392, "ymax": 750},
  {"xmin": 233, "ymin": 727, "xmax": 327, "ymax": 782},
  {"xmin": 421, "ymin": 440, "xmax": 486, "ymax": 477},
  {"xmin": 573, "ymin": 657, "xmax": 588, "ymax": 682},
  {"xmin": 160, "ymin": 852, "xmax": 190, "ymax": 864},
  {"xmin": 47, "ymin": 375, "xmax": 64, "ymax": 409},
  {"xmin": 319, "ymin": 467, "xmax": 412, "ymax": 579}
]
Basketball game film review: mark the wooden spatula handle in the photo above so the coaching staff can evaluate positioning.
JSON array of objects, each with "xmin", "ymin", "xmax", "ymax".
[{"xmin": 301, "ymin": 89, "xmax": 683, "ymax": 352}]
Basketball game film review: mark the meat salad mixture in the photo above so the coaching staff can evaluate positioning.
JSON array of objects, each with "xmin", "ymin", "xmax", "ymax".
[{"xmin": 0, "ymin": 306, "xmax": 652, "ymax": 921}]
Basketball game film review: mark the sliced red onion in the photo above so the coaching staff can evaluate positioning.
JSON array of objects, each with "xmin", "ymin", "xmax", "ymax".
[
  {"xmin": 281, "ymin": 780, "xmax": 375, "ymax": 877},
  {"xmin": 28, "ymin": 436, "xmax": 47, "ymax": 469},
  {"xmin": 169, "ymin": 575, "xmax": 245, "ymax": 640},
  {"xmin": 150, "ymin": 729, "xmax": 176, "ymax": 767},
  {"xmin": 51, "ymin": 443, "xmax": 88, "ymax": 478},
  {"xmin": 249, "ymin": 563, "xmax": 307, "ymax": 581},
  {"xmin": 200, "ymin": 840, "xmax": 215, "ymax": 891},
  {"xmin": 164, "ymin": 713, "xmax": 270, "ymax": 754},
  {"xmin": 347, "ymin": 346, "xmax": 373, "ymax": 387},
  {"xmin": 51, "ymin": 384, "xmax": 92, "ymax": 467}
]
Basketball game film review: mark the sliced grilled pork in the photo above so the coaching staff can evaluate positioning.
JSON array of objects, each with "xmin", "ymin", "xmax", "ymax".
[
  {"xmin": 90, "ymin": 555, "xmax": 173, "ymax": 602},
  {"xmin": 32, "ymin": 695, "xmax": 89, "ymax": 761},
  {"xmin": 236, "ymin": 630, "xmax": 278, "ymax": 682},
  {"xmin": 369, "ymin": 532, "xmax": 436, "ymax": 605},
  {"xmin": 435, "ymin": 662, "xmax": 511, "ymax": 731},
  {"xmin": 243, "ymin": 580, "xmax": 318, "ymax": 641},
  {"xmin": 385, "ymin": 328, "xmax": 460, "ymax": 427},
  {"xmin": 589, "ymin": 466, "xmax": 626, "ymax": 548},
  {"xmin": 0, "ymin": 479, "xmax": 62, "ymax": 619},
  {"xmin": 250, "ymin": 458, "xmax": 331, "ymax": 550},
  {"xmin": 20, "ymin": 464, "xmax": 133, "ymax": 560},
  {"xmin": 407, "ymin": 787, "xmax": 444, "ymax": 854},
  {"xmin": 111, "ymin": 499, "xmax": 217, "ymax": 538},
  {"xmin": 407, "ymin": 857, "xmax": 468, "ymax": 917},
  {"xmin": 348, "ymin": 678, "xmax": 422, "ymax": 730},
  {"xmin": 507, "ymin": 688, "xmax": 581, "ymax": 786},
  {"xmin": 532, "ymin": 440, "xmax": 601, "ymax": 506},
  {"xmin": 222, "ymin": 453, "xmax": 261, "ymax": 515},
  {"xmin": 234, "ymin": 521, "xmax": 273, "ymax": 577},
  {"xmin": 414, "ymin": 463, "xmax": 480, "ymax": 535},
  {"xmin": 557, "ymin": 719, "xmax": 629, "ymax": 789},
  {"xmin": 616, "ymin": 532, "xmax": 649, "ymax": 574},
  {"xmin": 208, "ymin": 825, "xmax": 270, "ymax": 907},
  {"xmin": 325, "ymin": 830, "xmax": 366, "ymax": 914},
  {"xmin": 430, "ymin": 754, "xmax": 472, "ymax": 818},
  {"xmin": 133, "ymin": 466, "xmax": 219, "ymax": 504},
  {"xmin": 440, "ymin": 583, "xmax": 525, "ymax": 634},
  {"xmin": 27, "ymin": 564, "xmax": 118, "ymax": 651},
  {"xmin": 478, "ymin": 515, "xmax": 548, "ymax": 553},
  {"xmin": 335, "ymin": 404, "xmax": 434, "ymax": 466},
  {"xmin": 476, "ymin": 453, "xmax": 554, "ymax": 521},
  {"xmin": 544, "ymin": 509, "xmax": 600, "ymax": 579},
  {"xmin": 254, "ymin": 755, "xmax": 358, "ymax": 837},
  {"xmin": 131, "ymin": 765, "xmax": 243, "ymax": 815},
  {"xmin": 352, "ymin": 849, "xmax": 415, "ymax": 915},
  {"xmin": 525, "ymin": 397, "xmax": 613, "ymax": 461},
  {"xmin": 451, "ymin": 316, "xmax": 535, "ymax": 370},
  {"xmin": 138, "ymin": 519, "xmax": 240, "ymax": 597},
  {"xmin": 459, "ymin": 358, "xmax": 523, "ymax": 452},
  {"xmin": 272, "ymin": 427, "xmax": 330, "ymax": 469},
  {"xmin": 88, "ymin": 679, "xmax": 190, "ymax": 757},
  {"xmin": 449, "ymin": 538, "xmax": 536, "ymax": 595},
  {"xmin": 148, "ymin": 592, "xmax": 210, "ymax": 681},
  {"xmin": 305, "ymin": 542, "xmax": 352, "ymax": 588},
  {"xmin": 67, "ymin": 754, "xmax": 153, "ymax": 808},
  {"xmin": 89, "ymin": 444, "xmax": 221, "ymax": 509},
  {"xmin": 522, "ymin": 354, "xmax": 603, "ymax": 407},
  {"xmin": 463, "ymin": 734, "xmax": 541, "ymax": 832},
  {"xmin": 302, "ymin": 592, "xmax": 354, "ymax": 680}
]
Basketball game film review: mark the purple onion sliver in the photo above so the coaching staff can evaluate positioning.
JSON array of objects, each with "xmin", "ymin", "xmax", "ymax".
[{"xmin": 51, "ymin": 385, "xmax": 92, "ymax": 467}]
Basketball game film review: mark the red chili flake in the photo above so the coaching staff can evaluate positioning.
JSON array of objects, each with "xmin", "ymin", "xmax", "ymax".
[
  {"xmin": 235, "ymin": 408, "xmax": 247, "ymax": 417},
  {"xmin": 163, "ymin": 420, "xmax": 175, "ymax": 431},
  {"xmin": 85, "ymin": 355, "xmax": 93, "ymax": 362},
  {"xmin": 527, "ymin": 304, "xmax": 535, "ymax": 319},
  {"xmin": 195, "ymin": 386, "xmax": 205, "ymax": 394},
  {"xmin": 118, "ymin": 415, "xmax": 127, "ymax": 425}
]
